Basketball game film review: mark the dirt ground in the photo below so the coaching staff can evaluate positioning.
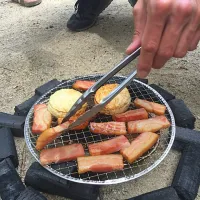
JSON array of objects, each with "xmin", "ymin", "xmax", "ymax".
[{"xmin": 1, "ymin": 0, "xmax": 200, "ymax": 199}]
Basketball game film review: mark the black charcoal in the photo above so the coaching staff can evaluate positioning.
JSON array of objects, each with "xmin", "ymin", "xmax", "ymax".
[
  {"xmin": 172, "ymin": 144, "xmax": 200, "ymax": 200},
  {"xmin": 126, "ymin": 186, "xmax": 180, "ymax": 200},
  {"xmin": 0, "ymin": 158, "xmax": 25, "ymax": 200},
  {"xmin": 0, "ymin": 127, "xmax": 18, "ymax": 167},
  {"xmin": 168, "ymin": 99, "xmax": 196, "ymax": 129},
  {"xmin": 24, "ymin": 162, "xmax": 100, "ymax": 200},
  {"xmin": 35, "ymin": 79, "xmax": 60, "ymax": 96},
  {"xmin": 0, "ymin": 112, "xmax": 25, "ymax": 128},
  {"xmin": 11, "ymin": 128, "xmax": 24, "ymax": 137},
  {"xmin": 149, "ymin": 84, "xmax": 175, "ymax": 102},
  {"xmin": 172, "ymin": 126, "xmax": 200, "ymax": 151},
  {"xmin": 17, "ymin": 187, "xmax": 47, "ymax": 200},
  {"xmin": 0, "ymin": 112, "xmax": 25, "ymax": 137},
  {"xmin": 172, "ymin": 140, "xmax": 186, "ymax": 152},
  {"xmin": 14, "ymin": 95, "xmax": 39, "ymax": 116}
]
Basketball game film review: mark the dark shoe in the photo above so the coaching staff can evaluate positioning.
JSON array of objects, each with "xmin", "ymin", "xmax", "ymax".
[
  {"xmin": 67, "ymin": 0, "xmax": 113, "ymax": 31},
  {"xmin": 128, "ymin": 0, "xmax": 137, "ymax": 7}
]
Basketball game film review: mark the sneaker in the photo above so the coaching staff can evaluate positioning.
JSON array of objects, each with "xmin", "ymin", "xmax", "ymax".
[{"xmin": 67, "ymin": 0, "xmax": 113, "ymax": 31}]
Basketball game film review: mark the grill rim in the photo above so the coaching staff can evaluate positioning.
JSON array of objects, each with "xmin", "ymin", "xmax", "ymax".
[{"xmin": 24, "ymin": 74, "xmax": 176, "ymax": 185}]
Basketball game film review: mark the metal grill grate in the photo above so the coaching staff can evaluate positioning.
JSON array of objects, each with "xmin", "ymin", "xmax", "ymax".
[{"xmin": 24, "ymin": 75, "xmax": 175, "ymax": 185}]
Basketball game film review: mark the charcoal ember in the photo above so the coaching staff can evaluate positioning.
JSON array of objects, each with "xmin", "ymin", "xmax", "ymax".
[
  {"xmin": 168, "ymin": 99, "xmax": 196, "ymax": 129},
  {"xmin": 14, "ymin": 95, "xmax": 39, "ymax": 116},
  {"xmin": 0, "ymin": 127, "xmax": 18, "ymax": 167},
  {"xmin": 24, "ymin": 162, "xmax": 100, "ymax": 200},
  {"xmin": 172, "ymin": 144, "xmax": 200, "ymax": 200},
  {"xmin": 126, "ymin": 186, "xmax": 180, "ymax": 200},
  {"xmin": 0, "ymin": 158, "xmax": 25, "ymax": 200},
  {"xmin": 134, "ymin": 78, "xmax": 148, "ymax": 84},
  {"xmin": 0, "ymin": 112, "xmax": 25, "ymax": 137},
  {"xmin": 35, "ymin": 79, "xmax": 61, "ymax": 96},
  {"xmin": 17, "ymin": 187, "xmax": 47, "ymax": 200},
  {"xmin": 172, "ymin": 126, "xmax": 200, "ymax": 151},
  {"xmin": 149, "ymin": 84, "xmax": 175, "ymax": 102}
]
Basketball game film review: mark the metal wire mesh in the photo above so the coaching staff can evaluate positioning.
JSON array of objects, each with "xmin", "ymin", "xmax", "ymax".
[{"xmin": 24, "ymin": 75, "xmax": 175, "ymax": 185}]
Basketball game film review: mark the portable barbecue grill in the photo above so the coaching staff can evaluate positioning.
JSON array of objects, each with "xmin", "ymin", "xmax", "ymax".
[{"xmin": 24, "ymin": 74, "xmax": 176, "ymax": 185}]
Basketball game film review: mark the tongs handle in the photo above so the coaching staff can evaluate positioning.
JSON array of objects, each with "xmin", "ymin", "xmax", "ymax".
[{"xmin": 62, "ymin": 47, "xmax": 141, "ymax": 124}]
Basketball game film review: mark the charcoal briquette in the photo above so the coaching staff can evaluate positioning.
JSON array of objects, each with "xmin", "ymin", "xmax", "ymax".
[
  {"xmin": 149, "ymin": 84, "xmax": 175, "ymax": 102},
  {"xmin": 15, "ymin": 80, "xmax": 61, "ymax": 116},
  {"xmin": 172, "ymin": 144, "xmax": 200, "ymax": 200},
  {"xmin": 172, "ymin": 126, "xmax": 200, "ymax": 151},
  {"xmin": 0, "ymin": 127, "xmax": 18, "ymax": 167},
  {"xmin": 168, "ymin": 99, "xmax": 196, "ymax": 129},
  {"xmin": 35, "ymin": 79, "xmax": 61, "ymax": 96},
  {"xmin": 0, "ymin": 112, "xmax": 25, "ymax": 137},
  {"xmin": 14, "ymin": 95, "xmax": 39, "ymax": 116},
  {"xmin": 24, "ymin": 162, "xmax": 100, "ymax": 200},
  {"xmin": 126, "ymin": 186, "xmax": 180, "ymax": 200},
  {"xmin": 172, "ymin": 140, "xmax": 186, "ymax": 152},
  {"xmin": 0, "ymin": 158, "xmax": 25, "ymax": 200},
  {"xmin": 16, "ymin": 187, "xmax": 47, "ymax": 200}
]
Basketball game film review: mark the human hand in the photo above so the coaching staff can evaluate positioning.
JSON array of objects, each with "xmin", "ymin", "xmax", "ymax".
[{"xmin": 126, "ymin": 0, "xmax": 200, "ymax": 78}]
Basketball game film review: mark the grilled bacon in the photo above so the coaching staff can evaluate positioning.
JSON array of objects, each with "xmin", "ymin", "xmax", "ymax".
[
  {"xmin": 36, "ymin": 121, "xmax": 70, "ymax": 151},
  {"xmin": 77, "ymin": 154, "xmax": 124, "ymax": 174},
  {"xmin": 40, "ymin": 144, "xmax": 85, "ymax": 166},
  {"xmin": 88, "ymin": 135, "xmax": 130, "ymax": 156},
  {"xmin": 112, "ymin": 108, "xmax": 148, "ymax": 122},
  {"xmin": 57, "ymin": 116, "xmax": 89, "ymax": 130},
  {"xmin": 72, "ymin": 80, "xmax": 95, "ymax": 91},
  {"xmin": 32, "ymin": 104, "xmax": 52, "ymax": 134},
  {"xmin": 90, "ymin": 122, "xmax": 127, "ymax": 135},
  {"xmin": 127, "ymin": 116, "xmax": 170, "ymax": 134},
  {"xmin": 121, "ymin": 132, "xmax": 159, "ymax": 163},
  {"xmin": 134, "ymin": 98, "xmax": 166, "ymax": 115}
]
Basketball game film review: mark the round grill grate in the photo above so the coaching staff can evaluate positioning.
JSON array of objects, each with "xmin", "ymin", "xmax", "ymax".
[{"xmin": 24, "ymin": 75, "xmax": 175, "ymax": 185}]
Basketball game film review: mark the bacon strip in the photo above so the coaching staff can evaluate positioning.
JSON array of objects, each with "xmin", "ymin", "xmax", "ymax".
[
  {"xmin": 134, "ymin": 98, "xmax": 166, "ymax": 115},
  {"xmin": 77, "ymin": 154, "xmax": 124, "ymax": 174},
  {"xmin": 36, "ymin": 121, "xmax": 70, "ymax": 151},
  {"xmin": 57, "ymin": 116, "xmax": 89, "ymax": 130},
  {"xmin": 90, "ymin": 122, "xmax": 127, "ymax": 135},
  {"xmin": 88, "ymin": 135, "xmax": 130, "ymax": 156},
  {"xmin": 72, "ymin": 80, "xmax": 95, "ymax": 91},
  {"xmin": 127, "ymin": 116, "xmax": 170, "ymax": 134},
  {"xmin": 121, "ymin": 132, "xmax": 159, "ymax": 163},
  {"xmin": 112, "ymin": 108, "xmax": 148, "ymax": 122},
  {"xmin": 32, "ymin": 104, "xmax": 52, "ymax": 134},
  {"xmin": 40, "ymin": 144, "xmax": 85, "ymax": 166}
]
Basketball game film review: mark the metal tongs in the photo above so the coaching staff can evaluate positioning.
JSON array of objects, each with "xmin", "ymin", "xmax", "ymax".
[{"xmin": 62, "ymin": 47, "xmax": 141, "ymax": 129}]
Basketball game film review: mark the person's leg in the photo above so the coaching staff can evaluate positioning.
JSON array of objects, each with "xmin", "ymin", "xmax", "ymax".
[
  {"xmin": 13, "ymin": 0, "xmax": 42, "ymax": 7},
  {"xmin": 67, "ymin": 0, "xmax": 113, "ymax": 32}
]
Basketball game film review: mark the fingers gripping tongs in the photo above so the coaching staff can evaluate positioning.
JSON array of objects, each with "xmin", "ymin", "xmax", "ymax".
[{"xmin": 62, "ymin": 47, "xmax": 141, "ymax": 129}]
